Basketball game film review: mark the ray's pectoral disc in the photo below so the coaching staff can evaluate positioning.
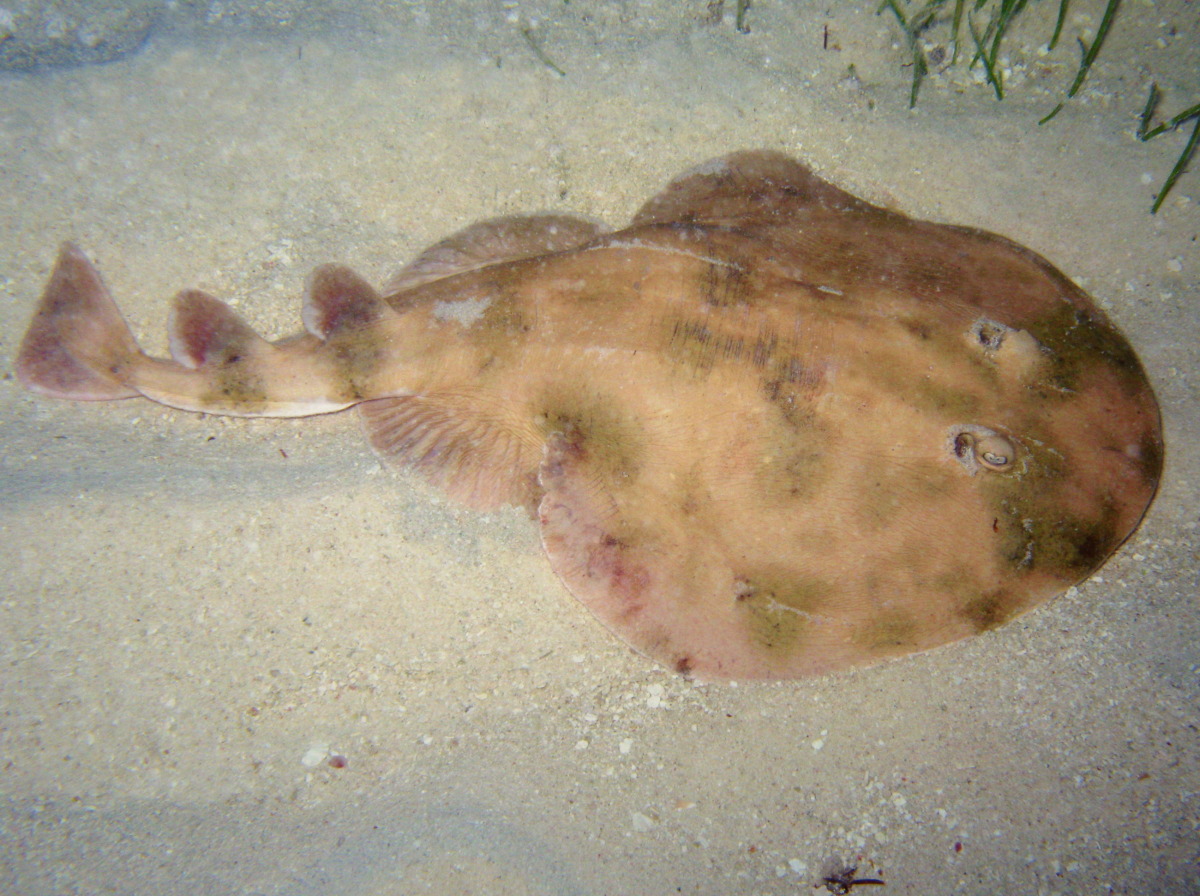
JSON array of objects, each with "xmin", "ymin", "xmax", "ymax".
[{"xmin": 16, "ymin": 150, "xmax": 1162, "ymax": 679}]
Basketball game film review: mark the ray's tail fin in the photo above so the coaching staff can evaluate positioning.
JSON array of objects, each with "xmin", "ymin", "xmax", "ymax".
[
  {"xmin": 16, "ymin": 243, "xmax": 142, "ymax": 400},
  {"xmin": 15, "ymin": 244, "xmax": 400, "ymax": 418}
]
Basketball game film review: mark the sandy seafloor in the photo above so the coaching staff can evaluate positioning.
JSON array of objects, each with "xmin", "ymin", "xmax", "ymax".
[{"xmin": 1, "ymin": 2, "xmax": 1197, "ymax": 894}]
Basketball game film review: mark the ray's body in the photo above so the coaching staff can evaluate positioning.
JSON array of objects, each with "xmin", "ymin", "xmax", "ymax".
[{"xmin": 16, "ymin": 151, "xmax": 1162, "ymax": 679}]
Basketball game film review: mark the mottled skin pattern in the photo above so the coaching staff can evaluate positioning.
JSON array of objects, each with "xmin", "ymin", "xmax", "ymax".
[{"xmin": 16, "ymin": 151, "xmax": 1162, "ymax": 679}]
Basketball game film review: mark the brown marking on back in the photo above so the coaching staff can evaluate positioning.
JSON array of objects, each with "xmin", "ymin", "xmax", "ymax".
[
  {"xmin": 454, "ymin": 287, "xmax": 538, "ymax": 375},
  {"xmin": 325, "ymin": 326, "xmax": 389, "ymax": 401},
  {"xmin": 854, "ymin": 608, "xmax": 920, "ymax": 655},
  {"xmin": 732, "ymin": 572, "xmax": 825, "ymax": 655},
  {"xmin": 699, "ymin": 259, "xmax": 752, "ymax": 308},
  {"xmin": 751, "ymin": 332, "xmax": 779, "ymax": 368},
  {"xmin": 664, "ymin": 314, "xmax": 808, "ymax": 381},
  {"xmin": 204, "ymin": 361, "xmax": 271, "ymax": 410},
  {"xmin": 985, "ymin": 474, "xmax": 1121, "ymax": 579},
  {"xmin": 759, "ymin": 446, "xmax": 825, "ymax": 503},
  {"xmin": 960, "ymin": 589, "xmax": 1018, "ymax": 633},
  {"xmin": 534, "ymin": 388, "xmax": 644, "ymax": 487},
  {"xmin": 1028, "ymin": 504, "xmax": 1123, "ymax": 579},
  {"xmin": 753, "ymin": 414, "xmax": 828, "ymax": 506},
  {"xmin": 972, "ymin": 427, "xmax": 1130, "ymax": 581},
  {"xmin": 665, "ymin": 317, "xmax": 721, "ymax": 374},
  {"xmin": 762, "ymin": 357, "xmax": 824, "ymax": 428},
  {"xmin": 1015, "ymin": 288, "xmax": 1158, "ymax": 414},
  {"xmin": 478, "ymin": 289, "xmax": 534, "ymax": 337},
  {"xmin": 857, "ymin": 317, "xmax": 993, "ymax": 417}
]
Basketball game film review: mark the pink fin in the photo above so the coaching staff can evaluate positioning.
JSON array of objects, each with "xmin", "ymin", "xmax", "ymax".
[
  {"xmin": 168, "ymin": 289, "xmax": 271, "ymax": 368},
  {"xmin": 383, "ymin": 214, "xmax": 606, "ymax": 297},
  {"xmin": 302, "ymin": 264, "xmax": 387, "ymax": 339},
  {"xmin": 359, "ymin": 395, "xmax": 541, "ymax": 511},
  {"xmin": 15, "ymin": 243, "xmax": 140, "ymax": 400}
]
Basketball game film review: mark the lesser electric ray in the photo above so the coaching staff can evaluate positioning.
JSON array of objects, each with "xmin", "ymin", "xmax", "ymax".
[{"xmin": 16, "ymin": 151, "xmax": 1162, "ymax": 679}]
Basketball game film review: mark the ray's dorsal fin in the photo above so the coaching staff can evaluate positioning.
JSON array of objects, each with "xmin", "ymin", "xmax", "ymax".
[
  {"xmin": 15, "ymin": 242, "xmax": 141, "ymax": 400},
  {"xmin": 383, "ymin": 214, "xmax": 606, "ymax": 297},
  {"xmin": 303, "ymin": 264, "xmax": 389, "ymax": 339},
  {"xmin": 168, "ymin": 289, "xmax": 273, "ymax": 368},
  {"xmin": 632, "ymin": 150, "xmax": 871, "ymax": 228}
]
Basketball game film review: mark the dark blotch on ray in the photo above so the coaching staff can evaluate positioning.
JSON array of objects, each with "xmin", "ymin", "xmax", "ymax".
[
  {"xmin": 855, "ymin": 609, "xmax": 920, "ymax": 655},
  {"xmin": 960, "ymin": 590, "xmax": 1017, "ymax": 633},
  {"xmin": 1029, "ymin": 302, "xmax": 1152, "ymax": 395}
]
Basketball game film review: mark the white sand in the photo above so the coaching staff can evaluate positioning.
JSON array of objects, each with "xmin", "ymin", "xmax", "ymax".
[{"xmin": 1, "ymin": 2, "xmax": 1196, "ymax": 893}]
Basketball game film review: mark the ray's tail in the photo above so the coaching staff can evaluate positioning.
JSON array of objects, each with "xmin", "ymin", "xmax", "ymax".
[
  {"xmin": 15, "ymin": 243, "xmax": 397, "ymax": 417},
  {"xmin": 16, "ymin": 243, "xmax": 142, "ymax": 401}
]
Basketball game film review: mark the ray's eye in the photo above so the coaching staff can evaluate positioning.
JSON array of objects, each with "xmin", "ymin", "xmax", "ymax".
[
  {"xmin": 976, "ymin": 434, "xmax": 1014, "ymax": 470},
  {"xmin": 950, "ymin": 426, "xmax": 1017, "ymax": 474}
]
